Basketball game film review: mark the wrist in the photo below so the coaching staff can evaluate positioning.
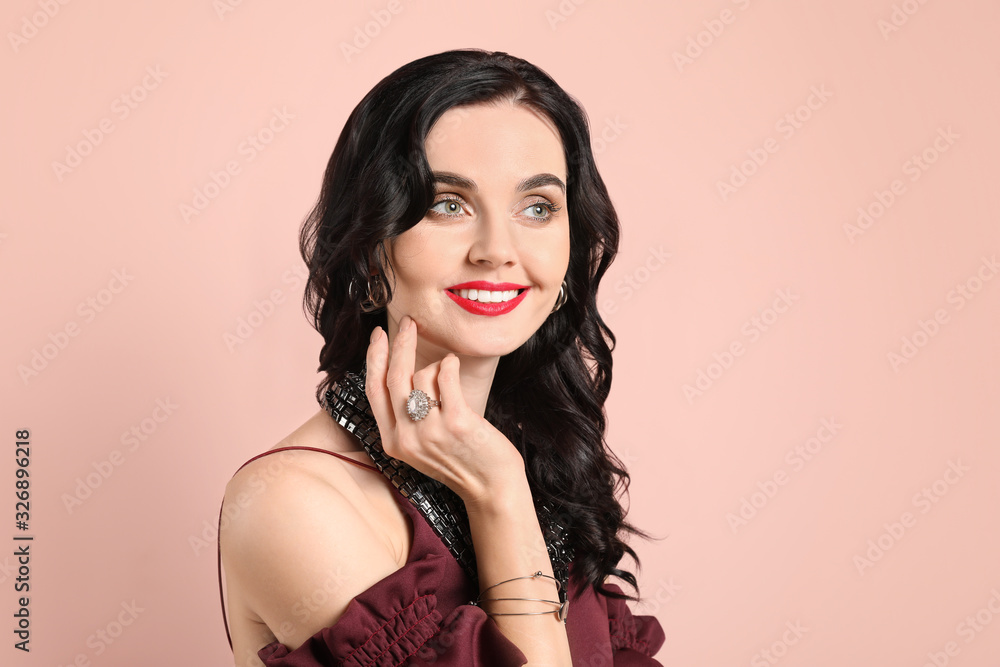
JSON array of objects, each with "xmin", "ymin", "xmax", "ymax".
[{"xmin": 462, "ymin": 470, "xmax": 532, "ymax": 517}]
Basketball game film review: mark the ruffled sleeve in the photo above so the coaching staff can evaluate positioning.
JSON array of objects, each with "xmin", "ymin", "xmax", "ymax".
[
  {"xmin": 257, "ymin": 552, "xmax": 527, "ymax": 667},
  {"xmin": 564, "ymin": 578, "xmax": 665, "ymax": 666},
  {"xmin": 603, "ymin": 583, "xmax": 666, "ymax": 665}
]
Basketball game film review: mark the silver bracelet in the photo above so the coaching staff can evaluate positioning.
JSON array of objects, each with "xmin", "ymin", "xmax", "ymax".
[
  {"xmin": 470, "ymin": 571, "xmax": 568, "ymax": 622},
  {"xmin": 478, "ymin": 571, "xmax": 561, "ymax": 597}
]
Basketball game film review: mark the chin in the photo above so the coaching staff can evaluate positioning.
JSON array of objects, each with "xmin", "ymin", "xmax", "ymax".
[
  {"xmin": 418, "ymin": 314, "xmax": 545, "ymax": 360},
  {"xmin": 442, "ymin": 331, "xmax": 532, "ymax": 360},
  {"xmin": 452, "ymin": 341, "xmax": 522, "ymax": 359}
]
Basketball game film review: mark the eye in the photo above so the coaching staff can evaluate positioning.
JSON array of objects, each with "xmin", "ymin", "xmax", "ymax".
[
  {"xmin": 521, "ymin": 200, "xmax": 561, "ymax": 222},
  {"xmin": 428, "ymin": 197, "xmax": 466, "ymax": 218}
]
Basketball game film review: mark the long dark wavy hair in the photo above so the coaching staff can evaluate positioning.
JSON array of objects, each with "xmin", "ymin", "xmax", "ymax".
[{"xmin": 299, "ymin": 49, "xmax": 648, "ymax": 600}]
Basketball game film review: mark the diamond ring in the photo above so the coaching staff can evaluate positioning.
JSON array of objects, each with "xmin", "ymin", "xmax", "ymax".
[{"xmin": 406, "ymin": 388, "xmax": 441, "ymax": 421}]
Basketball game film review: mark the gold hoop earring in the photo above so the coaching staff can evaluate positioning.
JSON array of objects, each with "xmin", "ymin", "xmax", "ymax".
[
  {"xmin": 550, "ymin": 280, "xmax": 567, "ymax": 313},
  {"xmin": 351, "ymin": 274, "xmax": 389, "ymax": 313}
]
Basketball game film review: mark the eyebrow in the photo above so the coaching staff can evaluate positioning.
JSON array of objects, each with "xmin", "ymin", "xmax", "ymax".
[{"xmin": 431, "ymin": 171, "xmax": 566, "ymax": 195}]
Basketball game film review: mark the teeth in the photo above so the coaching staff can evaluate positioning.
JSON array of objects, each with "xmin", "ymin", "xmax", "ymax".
[{"xmin": 453, "ymin": 289, "xmax": 521, "ymax": 303}]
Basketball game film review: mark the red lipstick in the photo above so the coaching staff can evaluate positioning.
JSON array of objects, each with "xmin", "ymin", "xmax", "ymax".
[
  {"xmin": 447, "ymin": 281, "xmax": 528, "ymax": 291},
  {"xmin": 445, "ymin": 281, "xmax": 530, "ymax": 316}
]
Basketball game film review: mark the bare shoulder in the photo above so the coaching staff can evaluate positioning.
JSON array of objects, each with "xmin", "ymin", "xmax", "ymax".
[{"xmin": 220, "ymin": 410, "xmax": 410, "ymax": 660}]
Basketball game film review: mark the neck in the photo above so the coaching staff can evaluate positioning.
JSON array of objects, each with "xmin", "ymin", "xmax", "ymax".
[{"xmin": 438, "ymin": 353, "xmax": 499, "ymax": 418}]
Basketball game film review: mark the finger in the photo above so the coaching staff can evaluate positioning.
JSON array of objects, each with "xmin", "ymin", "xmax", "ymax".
[
  {"xmin": 385, "ymin": 314, "xmax": 416, "ymax": 422},
  {"xmin": 437, "ymin": 353, "xmax": 483, "ymax": 461},
  {"xmin": 365, "ymin": 326, "xmax": 395, "ymax": 432},
  {"xmin": 411, "ymin": 360, "xmax": 443, "ymax": 421},
  {"xmin": 436, "ymin": 353, "xmax": 467, "ymax": 419},
  {"xmin": 411, "ymin": 362, "xmax": 441, "ymax": 398}
]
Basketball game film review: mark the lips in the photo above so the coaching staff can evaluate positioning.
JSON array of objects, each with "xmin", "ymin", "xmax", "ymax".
[{"xmin": 445, "ymin": 281, "xmax": 530, "ymax": 316}]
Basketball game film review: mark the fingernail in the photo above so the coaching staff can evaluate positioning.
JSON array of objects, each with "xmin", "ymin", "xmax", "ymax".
[
  {"xmin": 370, "ymin": 327, "xmax": 380, "ymax": 344},
  {"xmin": 400, "ymin": 316, "xmax": 412, "ymax": 332}
]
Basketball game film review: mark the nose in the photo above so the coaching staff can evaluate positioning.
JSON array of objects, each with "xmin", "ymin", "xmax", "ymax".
[{"xmin": 468, "ymin": 210, "xmax": 517, "ymax": 268}]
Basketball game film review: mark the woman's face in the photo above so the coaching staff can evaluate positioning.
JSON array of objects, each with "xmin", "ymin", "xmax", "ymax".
[{"xmin": 383, "ymin": 102, "xmax": 570, "ymax": 361}]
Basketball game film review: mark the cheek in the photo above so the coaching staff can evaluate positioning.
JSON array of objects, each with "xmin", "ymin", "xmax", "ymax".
[
  {"xmin": 386, "ymin": 232, "xmax": 432, "ymax": 286},
  {"xmin": 386, "ymin": 234, "xmax": 457, "ymax": 319},
  {"xmin": 538, "ymin": 230, "xmax": 571, "ymax": 279}
]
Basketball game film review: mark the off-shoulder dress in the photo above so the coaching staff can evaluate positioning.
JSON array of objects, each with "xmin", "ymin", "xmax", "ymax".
[{"xmin": 218, "ymin": 445, "xmax": 664, "ymax": 666}]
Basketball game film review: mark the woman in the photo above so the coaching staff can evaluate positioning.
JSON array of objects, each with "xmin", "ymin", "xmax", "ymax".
[{"xmin": 218, "ymin": 49, "xmax": 664, "ymax": 666}]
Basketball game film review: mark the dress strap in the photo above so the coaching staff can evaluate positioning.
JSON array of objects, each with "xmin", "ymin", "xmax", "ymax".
[
  {"xmin": 234, "ymin": 445, "xmax": 379, "ymax": 474},
  {"xmin": 218, "ymin": 445, "xmax": 381, "ymax": 651}
]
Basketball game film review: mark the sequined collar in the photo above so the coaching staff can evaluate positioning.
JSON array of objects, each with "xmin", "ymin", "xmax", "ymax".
[{"xmin": 320, "ymin": 368, "xmax": 573, "ymax": 598}]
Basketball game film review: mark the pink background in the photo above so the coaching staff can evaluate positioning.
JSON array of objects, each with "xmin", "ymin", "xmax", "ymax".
[{"xmin": 3, "ymin": 1, "xmax": 998, "ymax": 665}]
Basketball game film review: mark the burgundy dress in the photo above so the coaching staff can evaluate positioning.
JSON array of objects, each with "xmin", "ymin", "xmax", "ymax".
[{"xmin": 218, "ymin": 446, "xmax": 665, "ymax": 666}]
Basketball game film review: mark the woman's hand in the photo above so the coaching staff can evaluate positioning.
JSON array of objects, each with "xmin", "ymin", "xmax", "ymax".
[
  {"xmin": 367, "ymin": 315, "xmax": 573, "ymax": 664},
  {"xmin": 364, "ymin": 314, "xmax": 527, "ymax": 507}
]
